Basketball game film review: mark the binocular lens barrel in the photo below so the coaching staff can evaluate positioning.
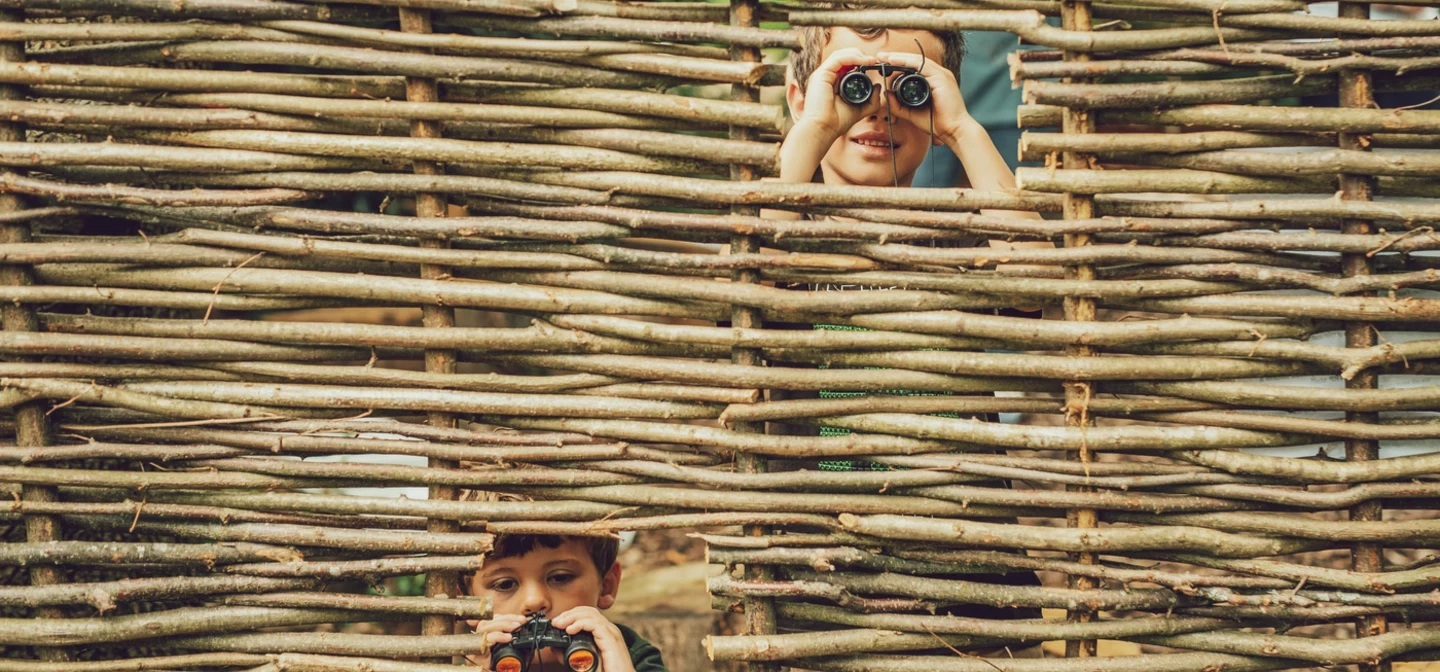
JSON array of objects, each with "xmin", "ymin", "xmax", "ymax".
[
  {"xmin": 896, "ymin": 74, "xmax": 930, "ymax": 107},
  {"xmin": 566, "ymin": 638, "xmax": 599, "ymax": 671},
  {"xmin": 494, "ymin": 654, "xmax": 524, "ymax": 672},
  {"xmin": 567, "ymin": 649, "xmax": 597, "ymax": 671},
  {"xmin": 835, "ymin": 68, "xmax": 929, "ymax": 108},
  {"xmin": 839, "ymin": 71, "xmax": 874, "ymax": 105}
]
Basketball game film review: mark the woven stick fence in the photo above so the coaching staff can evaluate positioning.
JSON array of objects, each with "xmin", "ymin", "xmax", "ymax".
[{"xmin": 2, "ymin": 0, "xmax": 1440, "ymax": 670}]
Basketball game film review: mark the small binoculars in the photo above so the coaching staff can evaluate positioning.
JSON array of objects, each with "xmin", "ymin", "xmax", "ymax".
[
  {"xmin": 491, "ymin": 612, "xmax": 600, "ymax": 672},
  {"xmin": 836, "ymin": 63, "xmax": 931, "ymax": 108}
]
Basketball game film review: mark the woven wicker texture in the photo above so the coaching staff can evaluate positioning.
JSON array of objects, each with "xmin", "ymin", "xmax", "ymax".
[{"xmin": 1, "ymin": 0, "xmax": 1439, "ymax": 670}]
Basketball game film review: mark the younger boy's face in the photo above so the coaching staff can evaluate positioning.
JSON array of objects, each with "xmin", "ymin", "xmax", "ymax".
[
  {"xmin": 471, "ymin": 538, "xmax": 621, "ymax": 619},
  {"xmin": 813, "ymin": 28, "xmax": 945, "ymax": 187}
]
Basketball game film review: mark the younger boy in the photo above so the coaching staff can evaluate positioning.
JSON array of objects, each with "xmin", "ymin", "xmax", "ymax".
[{"xmin": 466, "ymin": 534, "xmax": 667, "ymax": 672}]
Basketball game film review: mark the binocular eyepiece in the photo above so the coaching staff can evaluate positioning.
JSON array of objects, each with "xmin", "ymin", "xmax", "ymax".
[
  {"xmin": 490, "ymin": 612, "xmax": 600, "ymax": 672},
  {"xmin": 836, "ymin": 64, "xmax": 930, "ymax": 108}
]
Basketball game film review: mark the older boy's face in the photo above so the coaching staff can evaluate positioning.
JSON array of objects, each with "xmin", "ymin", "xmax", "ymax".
[
  {"xmin": 471, "ymin": 538, "xmax": 620, "ymax": 619},
  {"xmin": 819, "ymin": 28, "xmax": 945, "ymax": 186}
]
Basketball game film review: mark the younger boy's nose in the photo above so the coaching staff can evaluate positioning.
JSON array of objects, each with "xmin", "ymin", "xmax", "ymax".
[{"xmin": 519, "ymin": 586, "xmax": 550, "ymax": 616}]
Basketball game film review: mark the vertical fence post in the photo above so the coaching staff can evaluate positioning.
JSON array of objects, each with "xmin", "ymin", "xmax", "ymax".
[
  {"xmin": 728, "ymin": 0, "xmax": 779, "ymax": 667},
  {"xmin": 397, "ymin": 7, "xmax": 462, "ymax": 653},
  {"xmin": 1337, "ymin": 3, "xmax": 1388, "ymax": 670},
  {"xmin": 1058, "ymin": 0, "xmax": 1098, "ymax": 659},
  {"xmin": 0, "ymin": 9, "xmax": 67, "ymax": 663}
]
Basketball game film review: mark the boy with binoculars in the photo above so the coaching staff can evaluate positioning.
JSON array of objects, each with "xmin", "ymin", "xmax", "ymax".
[
  {"xmin": 782, "ymin": 23, "xmax": 1032, "ymax": 204},
  {"xmin": 466, "ymin": 534, "xmax": 668, "ymax": 672}
]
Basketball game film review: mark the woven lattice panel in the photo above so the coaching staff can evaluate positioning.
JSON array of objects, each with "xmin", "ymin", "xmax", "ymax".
[{"xmin": 1, "ymin": 0, "xmax": 1438, "ymax": 670}]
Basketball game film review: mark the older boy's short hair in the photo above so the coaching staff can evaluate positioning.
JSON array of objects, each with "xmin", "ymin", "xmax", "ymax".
[
  {"xmin": 791, "ymin": 16, "xmax": 965, "ymax": 95},
  {"xmin": 490, "ymin": 533, "xmax": 620, "ymax": 575}
]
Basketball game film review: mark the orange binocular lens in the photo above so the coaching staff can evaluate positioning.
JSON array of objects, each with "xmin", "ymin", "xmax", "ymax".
[
  {"xmin": 567, "ymin": 650, "xmax": 597, "ymax": 672},
  {"xmin": 495, "ymin": 656, "xmax": 523, "ymax": 672}
]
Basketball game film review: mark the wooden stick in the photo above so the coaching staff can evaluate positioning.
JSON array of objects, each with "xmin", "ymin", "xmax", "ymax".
[
  {"xmin": 445, "ymin": 13, "xmax": 799, "ymax": 48},
  {"xmin": 1019, "ymin": 103, "xmax": 1440, "ymax": 134},
  {"xmin": 789, "ymin": 8, "xmax": 1280, "ymax": 51}
]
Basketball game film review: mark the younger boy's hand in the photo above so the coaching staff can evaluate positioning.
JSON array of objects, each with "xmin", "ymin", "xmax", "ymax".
[
  {"xmin": 464, "ymin": 614, "xmax": 528, "ymax": 669},
  {"xmin": 796, "ymin": 47, "xmax": 883, "ymax": 142},
  {"xmin": 551, "ymin": 606, "xmax": 635, "ymax": 672},
  {"xmin": 875, "ymin": 50, "xmax": 973, "ymax": 146}
]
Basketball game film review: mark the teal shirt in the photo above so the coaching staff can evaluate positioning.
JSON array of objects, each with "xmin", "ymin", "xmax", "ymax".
[{"xmin": 618, "ymin": 623, "xmax": 669, "ymax": 672}]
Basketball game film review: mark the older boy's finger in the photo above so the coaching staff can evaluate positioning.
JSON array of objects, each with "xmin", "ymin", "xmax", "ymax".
[
  {"xmin": 814, "ymin": 48, "xmax": 877, "ymax": 83},
  {"xmin": 875, "ymin": 51, "xmax": 919, "ymax": 67},
  {"xmin": 824, "ymin": 47, "xmax": 873, "ymax": 65}
]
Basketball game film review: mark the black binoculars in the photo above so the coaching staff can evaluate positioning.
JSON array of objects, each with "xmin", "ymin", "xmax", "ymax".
[
  {"xmin": 836, "ymin": 63, "xmax": 931, "ymax": 108},
  {"xmin": 491, "ymin": 612, "xmax": 600, "ymax": 672}
]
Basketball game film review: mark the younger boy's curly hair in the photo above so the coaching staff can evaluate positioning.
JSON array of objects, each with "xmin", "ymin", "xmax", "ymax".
[{"xmin": 790, "ymin": 17, "xmax": 966, "ymax": 94}]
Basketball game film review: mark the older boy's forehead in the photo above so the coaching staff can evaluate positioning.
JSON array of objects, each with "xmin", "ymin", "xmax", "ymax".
[{"xmin": 822, "ymin": 27, "xmax": 946, "ymax": 61}]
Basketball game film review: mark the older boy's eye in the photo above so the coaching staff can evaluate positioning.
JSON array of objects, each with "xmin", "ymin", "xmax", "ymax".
[{"xmin": 548, "ymin": 572, "xmax": 575, "ymax": 586}]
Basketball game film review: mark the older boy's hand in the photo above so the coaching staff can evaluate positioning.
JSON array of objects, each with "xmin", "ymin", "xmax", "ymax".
[
  {"xmin": 796, "ymin": 47, "xmax": 883, "ymax": 142},
  {"xmin": 875, "ymin": 50, "xmax": 974, "ymax": 146},
  {"xmin": 551, "ymin": 606, "xmax": 636, "ymax": 672}
]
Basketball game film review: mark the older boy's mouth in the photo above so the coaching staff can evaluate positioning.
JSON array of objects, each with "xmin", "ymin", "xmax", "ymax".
[{"xmin": 850, "ymin": 131, "xmax": 898, "ymax": 157}]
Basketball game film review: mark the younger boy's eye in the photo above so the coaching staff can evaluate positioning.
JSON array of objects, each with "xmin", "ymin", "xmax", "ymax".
[
  {"xmin": 490, "ymin": 578, "xmax": 518, "ymax": 592},
  {"xmin": 548, "ymin": 572, "xmax": 575, "ymax": 586}
]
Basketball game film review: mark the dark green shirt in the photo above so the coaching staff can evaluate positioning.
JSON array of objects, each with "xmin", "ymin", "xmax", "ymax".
[{"xmin": 618, "ymin": 623, "xmax": 669, "ymax": 672}]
